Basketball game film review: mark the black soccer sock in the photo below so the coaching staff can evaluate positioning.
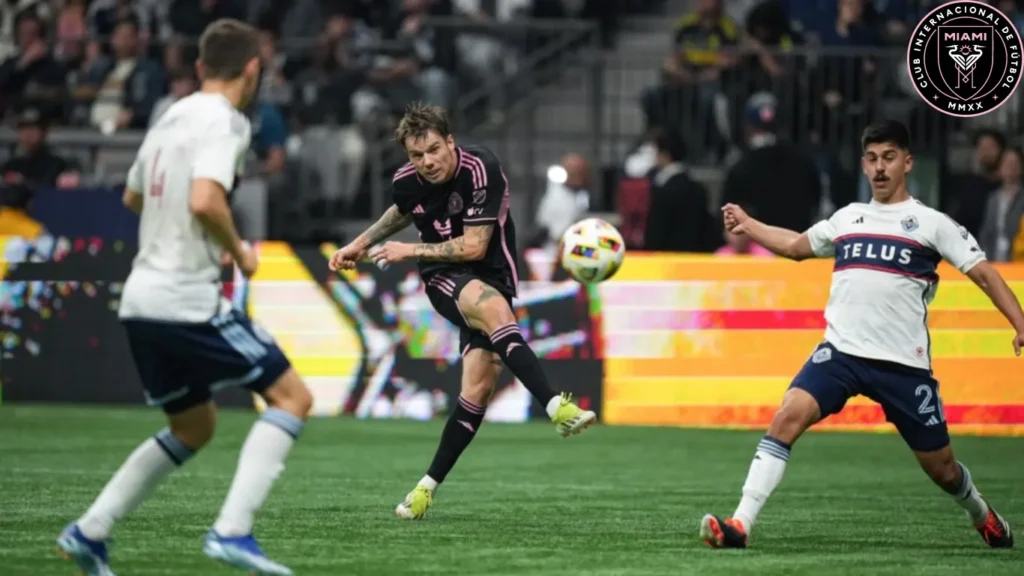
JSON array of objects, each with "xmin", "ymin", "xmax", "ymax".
[
  {"xmin": 426, "ymin": 396, "xmax": 486, "ymax": 484},
  {"xmin": 489, "ymin": 322, "xmax": 558, "ymax": 406}
]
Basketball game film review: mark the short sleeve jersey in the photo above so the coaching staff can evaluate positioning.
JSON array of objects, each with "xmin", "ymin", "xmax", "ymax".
[
  {"xmin": 805, "ymin": 198, "xmax": 986, "ymax": 370},
  {"xmin": 391, "ymin": 145, "xmax": 519, "ymax": 296},
  {"xmin": 119, "ymin": 92, "xmax": 251, "ymax": 323}
]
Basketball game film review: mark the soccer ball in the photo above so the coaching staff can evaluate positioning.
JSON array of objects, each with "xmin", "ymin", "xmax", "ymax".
[{"xmin": 559, "ymin": 218, "xmax": 626, "ymax": 283}]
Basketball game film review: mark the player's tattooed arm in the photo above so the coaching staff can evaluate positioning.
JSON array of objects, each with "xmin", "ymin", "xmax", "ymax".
[
  {"xmin": 356, "ymin": 205, "xmax": 414, "ymax": 249},
  {"xmin": 413, "ymin": 224, "xmax": 494, "ymax": 262}
]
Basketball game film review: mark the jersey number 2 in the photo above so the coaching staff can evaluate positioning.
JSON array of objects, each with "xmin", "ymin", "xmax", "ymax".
[{"xmin": 915, "ymin": 384, "xmax": 945, "ymax": 421}]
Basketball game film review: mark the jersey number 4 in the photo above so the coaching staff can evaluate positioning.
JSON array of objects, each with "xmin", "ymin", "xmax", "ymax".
[{"xmin": 149, "ymin": 149, "xmax": 166, "ymax": 204}]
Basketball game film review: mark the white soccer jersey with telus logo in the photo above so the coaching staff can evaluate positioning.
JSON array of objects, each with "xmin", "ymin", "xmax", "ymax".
[
  {"xmin": 118, "ymin": 92, "xmax": 251, "ymax": 323},
  {"xmin": 805, "ymin": 198, "xmax": 986, "ymax": 371}
]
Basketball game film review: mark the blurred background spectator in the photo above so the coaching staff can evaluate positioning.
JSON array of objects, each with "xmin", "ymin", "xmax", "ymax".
[
  {"xmin": 0, "ymin": 0, "xmax": 1019, "ymax": 266},
  {"xmin": 531, "ymin": 152, "xmax": 591, "ymax": 257},
  {"xmin": 721, "ymin": 93, "xmax": 823, "ymax": 235},
  {"xmin": 979, "ymin": 147, "xmax": 1024, "ymax": 263},
  {"xmin": 643, "ymin": 128, "xmax": 715, "ymax": 252}
]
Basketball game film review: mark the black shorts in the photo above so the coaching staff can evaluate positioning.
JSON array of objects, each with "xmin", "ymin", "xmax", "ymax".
[
  {"xmin": 122, "ymin": 309, "xmax": 291, "ymax": 415},
  {"xmin": 424, "ymin": 269, "xmax": 512, "ymax": 357},
  {"xmin": 790, "ymin": 342, "xmax": 950, "ymax": 452}
]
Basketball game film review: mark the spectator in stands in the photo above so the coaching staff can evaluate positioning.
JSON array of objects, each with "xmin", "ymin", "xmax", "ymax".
[
  {"xmin": 532, "ymin": 153, "xmax": 592, "ymax": 257},
  {"xmin": 149, "ymin": 67, "xmax": 196, "ymax": 126},
  {"xmin": 88, "ymin": 0, "xmax": 166, "ymax": 45},
  {"xmin": 55, "ymin": 0, "xmax": 89, "ymax": 63},
  {"xmin": 1, "ymin": 107, "xmax": 80, "ymax": 192},
  {"xmin": 454, "ymin": 0, "xmax": 531, "ymax": 124},
  {"xmin": 256, "ymin": 28, "xmax": 292, "ymax": 109},
  {"xmin": 0, "ymin": 0, "xmax": 51, "ymax": 62},
  {"xmin": 252, "ymin": 101, "xmax": 288, "ymax": 176},
  {"xmin": 0, "ymin": 181, "xmax": 44, "ymax": 238},
  {"xmin": 740, "ymin": 3, "xmax": 802, "ymax": 111},
  {"xmin": 239, "ymin": 101, "xmax": 289, "ymax": 239},
  {"xmin": 813, "ymin": 0, "xmax": 881, "ymax": 144},
  {"xmin": 248, "ymin": 0, "xmax": 323, "ymax": 43},
  {"xmin": 161, "ymin": 35, "xmax": 185, "ymax": 75},
  {"xmin": 387, "ymin": 0, "xmax": 456, "ymax": 110},
  {"xmin": 0, "ymin": 13, "xmax": 66, "ymax": 118},
  {"xmin": 980, "ymin": 147, "xmax": 1024, "ymax": 262},
  {"xmin": 67, "ymin": 40, "xmax": 110, "ymax": 125},
  {"xmin": 641, "ymin": 0, "xmax": 738, "ymax": 161},
  {"xmin": 169, "ymin": 0, "xmax": 242, "ymax": 40},
  {"xmin": 644, "ymin": 129, "xmax": 716, "ymax": 252},
  {"xmin": 946, "ymin": 129, "xmax": 1006, "ymax": 239},
  {"xmin": 324, "ymin": 11, "xmax": 379, "ymax": 123},
  {"xmin": 292, "ymin": 33, "xmax": 368, "ymax": 218},
  {"xmin": 88, "ymin": 17, "xmax": 165, "ymax": 132},
  {"xmin": 721, "ymin": 94, "xmax": 822, "ymax": 234}
]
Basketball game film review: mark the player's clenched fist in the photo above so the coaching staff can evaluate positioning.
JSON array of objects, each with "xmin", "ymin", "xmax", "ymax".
[
  {"xmin": 367, "ymin": 241, "xmax": 414, "ymax": 266},
  {"xmin": 722, "ymin": 203, "xmax": 750, "ymax": 234},
  {"xmin": 329, "ymin": 243, "xmax": 365, "ymax": 271}
]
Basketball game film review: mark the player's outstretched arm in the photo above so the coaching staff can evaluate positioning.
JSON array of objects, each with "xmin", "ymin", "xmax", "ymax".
[
  {"xmin": 412, "ymin": 224, "xmax": 493, "ymax": 262},
  {"xmin": 965, "ymin": 262, "xmax": 1024, "ymax": 354},
  {"xmin": 330, "ymin": 205, "xmax": 414, "ymax": 271},
  {"xmin": 723, "ymin": 204, "xmax": 816, "ymax": 261},
  {"xmin": 353, "ymin": 205, "xmax": 415, "ymax": 250}
]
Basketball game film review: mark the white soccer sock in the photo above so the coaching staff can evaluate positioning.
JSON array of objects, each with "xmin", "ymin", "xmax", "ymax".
[
  {"xmin": 77, "ymin": 429, "xmax": 194, "ymax": 541},
  {"xmin": 213, "ymin": 408, "xmax": 304, "ymax": 537},
  {"xmin": 418, "ymin": 475, "xmax": 439, "ymax": 491},
  {"xmin": 953, "ymin": 462, "xmax": 990, "ymax": 526},
  {"xmin": 545, "ymin": 396, "xmax": 561, "ymax": 418},
  {"xmin": 732, "ymin": 435, "xmax": 791, "ymax": 533}
]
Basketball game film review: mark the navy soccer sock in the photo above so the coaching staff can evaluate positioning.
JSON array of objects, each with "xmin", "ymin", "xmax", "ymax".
[
  {"xmin": 425, "ymin": 396, "xmax": 487, "ymax": 485},
  {"xmin": 489, "ymin": 322, "xmax": 558, "ymax": 407}
]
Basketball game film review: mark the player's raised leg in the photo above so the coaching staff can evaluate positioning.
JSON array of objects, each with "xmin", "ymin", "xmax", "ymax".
[
  {"xmin": 58, "ymin": 401, "xmax": 215, "ymax": 576},
  {"xmin": 203, "ymin": 367, "xmax": 313, "ymax": 574},
  {"xmin": 458, "ymin": 279, "xmax": 596, "ymax": 436},
  {"xmin": 396, "ymin": 346, "xmax": 502, "ymax": 519},
  {"xmin": 702, "ymin": 343, "xmax": 856, "ymax": 549}
]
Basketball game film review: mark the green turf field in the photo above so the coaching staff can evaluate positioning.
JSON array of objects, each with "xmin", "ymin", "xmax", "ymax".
[{"xmin": 1, "ymin": 405, "xmax": 1021, "ymax": 575}]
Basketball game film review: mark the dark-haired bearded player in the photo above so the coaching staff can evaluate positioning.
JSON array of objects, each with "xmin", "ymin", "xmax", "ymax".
[{"xmin": 329, "ymin": 103, "xmax": 596, "ymax": 520}]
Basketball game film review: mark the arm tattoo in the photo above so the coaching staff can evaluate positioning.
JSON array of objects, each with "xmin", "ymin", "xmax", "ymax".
[
  {"xmin": 358, "ymin": 205, "xmax": 414, "ymax": 248},
  {"xmin": 412, "ymin": 224, "xmax": 494, "ymax": 263}
]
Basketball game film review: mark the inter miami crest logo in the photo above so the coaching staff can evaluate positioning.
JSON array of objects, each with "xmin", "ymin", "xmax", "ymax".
[{"xmin": 907, "ymin": 1, "xmax": 1023, "ymax": 117}]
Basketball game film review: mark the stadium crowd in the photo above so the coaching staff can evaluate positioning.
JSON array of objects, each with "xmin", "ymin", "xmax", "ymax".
[
  {"xmin": 0, "ymin": 0, "xmax": 657, "ymax": 240},
  {"xmin": 627, "ymin": 0, "xmax": 1024, "ymax": 261},
  {"xmin": 5, "ymin": 0, "xmax": 1024, "ymax": 265}
]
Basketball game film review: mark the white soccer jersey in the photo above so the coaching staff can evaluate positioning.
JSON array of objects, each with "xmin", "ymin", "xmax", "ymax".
[
  {"xmin": 118, "ymin": 92, "xmax": 251, "ymax": 323},
  {"xmin": 806, "ymin": 198, "xmax": 986, "ymax": 371}
]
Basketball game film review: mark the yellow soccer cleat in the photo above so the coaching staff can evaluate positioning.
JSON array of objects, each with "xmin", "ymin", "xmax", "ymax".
[
  {"xmin": 394, "ymin": 485, "xmax": 434, "ymax": 520},
  {"xmin": 551, "ymin": 393, "xmax": 597, "ymax": 437}
]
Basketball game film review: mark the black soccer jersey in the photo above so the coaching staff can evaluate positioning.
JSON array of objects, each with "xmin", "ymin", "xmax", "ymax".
[{"xmin": 392, "ymin": 145, "xmax": 519, "ymax": 296}]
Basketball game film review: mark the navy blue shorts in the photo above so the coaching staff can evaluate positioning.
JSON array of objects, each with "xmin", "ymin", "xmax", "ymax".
[
  {"xmin": 790, "ymin": 342, "xmax": 950, "ymax": 452},
  {"xmin": 122, "ymin": 309, "xmax": 291, "ymax": 414}
]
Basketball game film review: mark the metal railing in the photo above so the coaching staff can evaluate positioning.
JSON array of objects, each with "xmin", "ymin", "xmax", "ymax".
[{"xmin": 363, "ymin": 17, "xmax": 603, "ymax": 223}]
